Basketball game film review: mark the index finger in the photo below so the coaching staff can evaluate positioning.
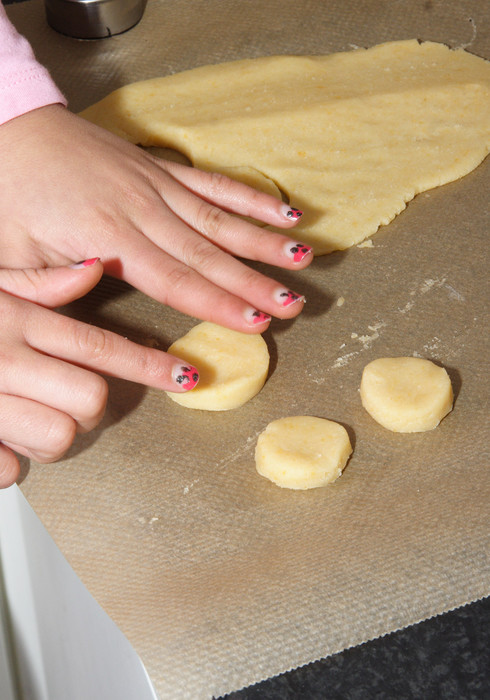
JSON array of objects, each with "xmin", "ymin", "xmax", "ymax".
[
  {"xmin": 23, "ymin": 303, "xmax": 199, "ymax": 393},
  {"xmin": 157, "ymin": 159, "xmax": 306, "ymax": 230}
]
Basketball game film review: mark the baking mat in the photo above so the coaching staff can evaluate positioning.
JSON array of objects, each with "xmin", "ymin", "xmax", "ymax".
[{"xmin": 6, "ymin": 1, "xmax": 490, "ymax": 698}]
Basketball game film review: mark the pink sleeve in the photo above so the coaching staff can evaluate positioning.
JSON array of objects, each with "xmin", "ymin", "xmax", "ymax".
[{"xmin": 0, "ymin": 3, "xmax": 67, "ymax": 125}]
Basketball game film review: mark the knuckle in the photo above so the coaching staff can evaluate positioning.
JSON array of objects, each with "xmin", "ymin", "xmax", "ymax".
[
  {"xmin": 43, "ymin": 413, "xmax": 77, "ymax": 460},
  {"xmin": 207, "ymin": 170, "xmax": 234, "ymax": 198},
  {"xmin": 90, "ymin": 206, "xmax": 121, "ymax": 242},
  {"xmin": 0, "ymin": 346, "xmax": 15, "ymax": 379},
  {"xmin": 133, "ymin": 350, "xmax": 166, "ymax": 381},
  {"xmin": 238, "ymin": 264, "xmax": 262, "ymax": 291},
  {"xmin": 247, "ymin": 186, "xmax": 268, "ymax": 213},
  {"xmin": 196, "ymin": 200, "xmax": 230, "ymax": 238},
  {"xmin": 79, "ymin": 374, "xmax": 109, "ymax": 422},
  {"xmin": 163, "ymin": 265, "xmax": 194, "ymax": 297},
  {"xmin": 0, "ymin": 449, "xmax": 19, "ymax": 489},
  {"xmin": 181, "ymin": 236, "xmax": 222, "ymax": 273},
  {"xmin": 74, "ymin": 324, "xmax": 114, "ymax": 365}
]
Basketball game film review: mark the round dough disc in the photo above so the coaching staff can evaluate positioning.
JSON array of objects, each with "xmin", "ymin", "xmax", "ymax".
[
  {"xmin": 255, "ymin": 416, "xmax": 352, "ymax": 490},
  {"xmin": 360, "ymin": 357, "xmax": 453, "ymax": 432},
  {"xmin": 165, "ymin": 322, "xmax": 269, "ymax": 410}
]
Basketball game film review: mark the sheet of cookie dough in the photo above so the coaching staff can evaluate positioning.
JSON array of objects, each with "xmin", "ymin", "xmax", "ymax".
[{"xmin": 80, "ymin": 40, "xmax": 490, "ymax": 254}]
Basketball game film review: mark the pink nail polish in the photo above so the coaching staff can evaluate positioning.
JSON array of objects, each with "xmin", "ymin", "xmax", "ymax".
[
  {"xmin": 284, "ymin": 242, "xmax": 313, "ymax": 263},
  {"xmin": 281, "ymin": 204, "xmax": 303, "ymax": 220},
  {"xmin": 244, "ymin": 308, "xmax": 272, "ymax": 326},
  {"xmin": 69, "ymin": 257, "xmax": 100, "ymax": 269},
  {"xmin": 274, "ymin": 288, "xmax": 305, "ymax": 307},
  {"xmin": 173, "ymin": 365, "xmax": 199, "ymax": 390}
]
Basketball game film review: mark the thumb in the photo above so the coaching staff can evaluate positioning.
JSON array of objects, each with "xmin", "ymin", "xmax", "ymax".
[{"xmin": 0, "ymin": 258, "xmax": 103, "ymax": 308}]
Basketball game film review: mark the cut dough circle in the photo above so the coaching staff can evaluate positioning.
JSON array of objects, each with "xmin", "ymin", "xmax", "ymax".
[
  {"xmin": 255, "ymin": 416, "xmax": 352, "ymax": 490},
  {"xmin": 80, "ymin": 40, "xmax": 490, "ymax": 255},
  {"xmin": 360, "ymin": 357, "xmax": 453, "ymax": 432},
  {"xmin": 165, "ymin": 322, "xmax": 269, "ymax": 410}
]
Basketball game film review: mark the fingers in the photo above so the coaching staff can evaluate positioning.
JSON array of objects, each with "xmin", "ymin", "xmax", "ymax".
[
  {"xmin": 0, "ymin": 258, "xmax": 103, "ymax": 308},
  {"xmin": 0, "ymin": 443, "xmax": 21, "ymax": 489},
  {"xmin": 157, "ymin": 159, "xmax": 307, "ymax": 232},
  {"xmin": 3, "ymin": 345, "xmax": 109, "ymax": 433},
  {"xmin": 17, "ymin": 295, "xmax": 199, "ymax": 393},
  {"xmin": 150, "ymin": 162, "xmax": 313, "ymax": 270},
  {"xmin": 0, "ymin": 285, "xmax": 202, "ymax": 485},
  {"xmin": 107, "ymin": 172, "xmax": 310, "ymax": 332},
  {"xmin": 109, "ymin": 228, "xmax": 300, "ymax": 333},
  {"xmin": 0, "ymin": 393, "xmax": 76, "ymax": 464}
]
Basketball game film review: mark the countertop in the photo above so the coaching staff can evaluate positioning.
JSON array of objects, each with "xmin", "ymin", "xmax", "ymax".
[{"xmin": 219, "ymin": 597, "xmax": 490, "ymax": 699}]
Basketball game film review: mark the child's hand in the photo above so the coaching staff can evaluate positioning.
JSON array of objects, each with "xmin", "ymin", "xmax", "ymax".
[
  {"xmin": 0, "ymin": 260, "xmax": 201, "ymax": 488},
  {"xmin": 0, "ymin": 104, "xmax": 312, "ymax": 333}
]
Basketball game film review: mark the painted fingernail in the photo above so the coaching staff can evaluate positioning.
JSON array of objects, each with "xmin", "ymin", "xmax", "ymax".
[
  {"xmin": 281, "ymin": 204, "xmax": 303, "ymax": 220},
  {"xmin": 173, "ymin": 365, "xmax": 199, "ymax": 391},
  {"xmin": 244, "ymin": 308, "xmax": 272, "ymax": 326},
  {"xmin": 69, "ymin": 257, "xmax": 100, "ymax": 269},
  {"xmin": 284, "ymin": 241, "xmax": 313, "ymax": 263},
  {"xmin": 274, "ymin": 288, "xmax": 305, "ymax": 307}
]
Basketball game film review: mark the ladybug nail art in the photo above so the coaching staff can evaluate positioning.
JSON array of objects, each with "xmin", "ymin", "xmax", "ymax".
[
  {"xmin": 245, "ymin": 308, "xmax": 272, "ymax": 326},
  {"xmin": 274, "ymin": 288, "xmax": 305, "ymax": 307},
  {"xmin": 281, "ymin": 204, "xmax": 303, "ymax": 220},
  {"xmin": 174, "ymin": 365, "xmax": 199, "ymax": 391},
  {"xmin": 285, "ymin": 242, "xmax": 313, "ymax": 263}
]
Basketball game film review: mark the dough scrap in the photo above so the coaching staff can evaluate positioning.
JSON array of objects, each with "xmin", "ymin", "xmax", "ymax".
[
  {"xmin": 255, "ymin": 416, "xmax": 352, "ymax": 490},
  {"xmin": 165, "ymin": 322, "xmax": 269, "ymax": 410},
  {"xmin": 360, "ymin": 357, "xmax": 453, "ymax": 432},
  {"xmin": 81, "ymin": 40, "xmax": 490, "ymax": 254}
]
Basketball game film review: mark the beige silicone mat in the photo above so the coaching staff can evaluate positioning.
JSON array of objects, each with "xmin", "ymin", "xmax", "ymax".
[{"xmin": 7, "ymin": 1, "xmax": 490, "ymax": 698}]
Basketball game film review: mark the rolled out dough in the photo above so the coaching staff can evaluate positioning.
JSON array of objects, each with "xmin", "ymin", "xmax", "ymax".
[
  {"xmin": 81, "ymin": 40, "xmax": 490, "ymax": 254},
  {"xmin": 165, "ymin": 322, "xmax": 269, "ymax": 410},
  {"xmin": 360, "ymin": 357, "xmax": 454, "ymax": 433},
  {"xmin": 255, "ymin": 416, "xmax": 352, "ymax": 490}
]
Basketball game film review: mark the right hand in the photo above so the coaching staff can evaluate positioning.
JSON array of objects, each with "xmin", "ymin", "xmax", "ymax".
[
  {"xmin": 0, "ymin": 259, "xmax": 199, "ymax": 488},
  {"xmin": 0, "ymin": 105, "xmax": 312, "ymax": 334}
]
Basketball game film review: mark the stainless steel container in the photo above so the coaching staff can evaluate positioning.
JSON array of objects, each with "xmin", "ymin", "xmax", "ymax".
[{"xmin": 45, "ymin": 0, "xmax": 147, "ymax": 39}]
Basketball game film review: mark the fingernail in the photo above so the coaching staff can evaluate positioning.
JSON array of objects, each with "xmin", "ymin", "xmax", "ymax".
[
  {"xmin": 281, "ymin": 204, "xmax": 303, "ymax": 221},
  {"xmin": 69, "ymin": 257, "xmax": 100, "ymax": 269},
  {"xmin": 284, "ymin": 241, "xmax": 313, "ymax": 263},
  {"xmin": 173, "ymin": 365, "xmax": 199, "ymax": 391},
  {"xmin": 274, "ymin": 288, "xmax": 305, "ymax": 307},
  {"xmin": 244, "ymin": 307, "xmax": 272, "ymax": 326}
]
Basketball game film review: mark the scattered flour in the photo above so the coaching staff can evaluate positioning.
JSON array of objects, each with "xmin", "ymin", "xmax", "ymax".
[
  {"xmin": 137, "ymin": 515, "xmax": 159, "ymax": 525},
  {"xmin": 454, "ymin": 17, "xmax": 477, "ymax": 51},
  {"xmin": 444, "ymin": 284, "xmax": 465, "ymax": 302},
  {"xmin": 332, "ymin": 351, "xmax": 360, "ymax": 369},
  {"xmin": 331, "ymin": 320, "xmax": 386, "ymax": 369},
  {"xmin": 398, "ymin": 300, "xmax": 415, "ymax": 314},
  {"xmin": 183, "ymin": 478, "xmax": 200, "ymax": 495},
  {"xmin": 420, "ymin": 277, "xmax": 447, "ymax": 295}
]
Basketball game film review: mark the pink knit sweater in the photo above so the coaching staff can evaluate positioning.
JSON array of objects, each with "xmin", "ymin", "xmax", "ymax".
[{"xmin": 0, "ymin": 3, "xmax": 66, "ymax": 124}]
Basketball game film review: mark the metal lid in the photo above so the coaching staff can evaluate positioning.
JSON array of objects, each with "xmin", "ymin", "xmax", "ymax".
[{"xmin": 45, "ymin": 0, "xmax": 147, "ymax": 39}]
